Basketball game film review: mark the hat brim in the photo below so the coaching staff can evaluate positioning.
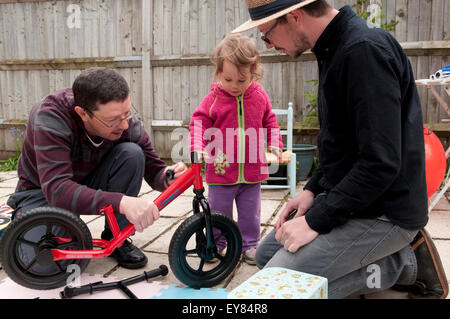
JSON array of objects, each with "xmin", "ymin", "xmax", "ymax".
[{"xmin": 232, "ymin": 0, "xmax": 317, "ymax": 34}]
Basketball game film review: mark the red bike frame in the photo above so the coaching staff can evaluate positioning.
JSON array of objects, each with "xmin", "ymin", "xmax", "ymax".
[{"xmin": 51, "ymin": 161, "xmax": 204, "ymax": 262}]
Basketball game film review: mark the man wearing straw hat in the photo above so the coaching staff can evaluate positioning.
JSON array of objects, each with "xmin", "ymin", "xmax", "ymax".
[{"xmin": 233, "ymin": 0, "xmax": 448, "ymax": 299}]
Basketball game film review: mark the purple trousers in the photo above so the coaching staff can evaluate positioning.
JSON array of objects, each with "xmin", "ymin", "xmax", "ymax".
[{"xmin": 207, "ymin": 183, "xmax": 261, "ymax": 252}]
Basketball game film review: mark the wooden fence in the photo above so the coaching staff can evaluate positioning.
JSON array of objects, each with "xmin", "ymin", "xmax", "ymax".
[{"xmin": 0, "ymin": 0, "xmax": 449, "ymax": 160}]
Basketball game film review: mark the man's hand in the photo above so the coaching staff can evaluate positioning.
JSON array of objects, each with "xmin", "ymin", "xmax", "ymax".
[
  {"xmin": 275, "ymin": 216, "xmax": 319, "ymax": 253},
  {"xmin": 275, "ymin": 189, "xmax": 315, "ymax": 230},
  {"xmin": 164, "ymin": 162, "xmax": 188, "ymax": 184},
  {"xmin": 119, "ymin": 196, "xmax": 160, "ymax": 233}
]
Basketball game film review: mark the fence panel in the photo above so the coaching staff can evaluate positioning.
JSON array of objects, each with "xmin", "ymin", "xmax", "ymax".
[{"xmin": 0, "ymin": 0, "xmax": 448, "ymax": 159}]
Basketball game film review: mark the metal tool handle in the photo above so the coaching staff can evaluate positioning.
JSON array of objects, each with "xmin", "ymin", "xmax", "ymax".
[
  {"xmin": 286, "ymin": 209, "xmax": 298, "ymax": 221},
  {"xmin": 60, "ymin": 265, "xmax": 169, "ymax": 299},
  {"xmin": 166, "ymin": 169, "xmax": 175, "ymax": 180},
  {"xmin": 61, "ymin": 281, "xmax": 103, "ymax": 299}
]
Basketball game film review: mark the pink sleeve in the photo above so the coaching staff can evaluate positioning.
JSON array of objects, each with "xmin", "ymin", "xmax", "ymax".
[{"xmin": 189, "ymin": 94, "xmax": 215, "ymax": 152}]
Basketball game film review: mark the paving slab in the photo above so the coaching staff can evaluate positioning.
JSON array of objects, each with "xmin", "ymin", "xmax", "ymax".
[
  {"xmin": 105, "ymin": 251, "xmax": 173, "ymax": 282},
  {"xmin": 434, "ymin": 240, "xmax": 450, "ymax": 295},
  {"xmin": 0, "ymin": 188, "xmax": 13, "ymax": 199},
  {"xmin": 0, "ymin": 175, "xmax": 17, "ymax": 201},
  {"xmin": 0, "ymin": 178, "xmax": 19, "ymax": 188},
  {"xmin": 138, "ymin": 182, "xmax": 155, "ymax": 196},
  {"xmin": 433, "ymin": 195, "xmax": 450, "ymax": 210},
  {"xmin": 84, "ymin": 253, "xmax": 121, "ymax": 277},
  {"xmin": 426, "ymin": 210, "xmax": 450, "ymax": 239},
  {"xmin": 261, "ymin": 189, "xmax": 289, "ymax": 200},
  {"xmin": 139, "ymin": 191, "xmax": 163, "ymax": 203},
  {"xmin": 81, "ymin": 214, "xmax": 183, "ymax": 251},
  {"xmin": 1, "ymin": 170, "xmax": 450, "ymax": 300},
  {"xmin": 0, "ymin": 268, "xmax": 8, "ymax": 284},
  {"xmin": 80, "ymin": 214, "xmax": 101, "ymax": 224},
  {"xmin": 223, "ymin": 261, "xmax": 260, "ymax": 291},
  {"xmin": 157, "ymin": 195, "xmax": 194, "ymax": 218},
  {"xmin": 260, "ymin": 199, "xmax": 284, "ymax": 225},
  {"xmin": 142, "ymin": 218, "xmax": 186, "ymax": 254},
  {"xmin": 0, "ymin": 172, "xmax": 18, "ymax": 180},
  {"xmin": 109, "ymin": 251, "xmax": 242, "ymax": 290}
]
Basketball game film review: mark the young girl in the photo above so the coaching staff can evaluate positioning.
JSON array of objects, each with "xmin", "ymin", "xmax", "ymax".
[{"xmin": 189, "ymin": 34, "xmax": 283, "ymax": 264}]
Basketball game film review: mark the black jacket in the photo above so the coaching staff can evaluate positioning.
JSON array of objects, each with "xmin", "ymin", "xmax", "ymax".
[{"xmin": 304, "ymin": 6, "xmax": 428, "ymax": 234}]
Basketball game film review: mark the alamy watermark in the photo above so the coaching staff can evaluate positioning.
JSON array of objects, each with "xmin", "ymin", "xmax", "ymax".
[
  {"xmin": 66, "ymin": 4, "xmax": 101, "ymax": 30},
  {"xmin": 66, "ymin": 4, "xmax": 81, "ymax": 29},
  {"xmin": 171, "ymin": 121, "xmax": 282, "ymax": 174},
  {"xmin": 66, "ymin": 264, "xmax": 81, "ymax": 287},
  {"xmin": 365, "ymin": 0, "xmax": 383, "ymax": 29},
  {"xmin": 366, "ymin": 264, "xmax": 381, "ymax": 289}
]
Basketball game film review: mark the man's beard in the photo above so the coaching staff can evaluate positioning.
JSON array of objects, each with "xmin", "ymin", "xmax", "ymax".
[
  {"xmin": 292, "ymin": 32, "xmax": 310, "ymax": 58},
  {"xmin": 293, "ymin": 49, "xmax": 307, "ymax": 59},
  {"xmin": 273, "ymin": 30, "xmax": 310, "ymax": 58}
]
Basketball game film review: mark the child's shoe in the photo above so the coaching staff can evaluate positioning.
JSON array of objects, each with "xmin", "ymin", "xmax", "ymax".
[
  {"xmin": 243, "ymin": 248, "xmax": 257, "ymax": 265},
  {"xmin": 206, "ymin": 248, "xmax": 226, "ymax": 263}
]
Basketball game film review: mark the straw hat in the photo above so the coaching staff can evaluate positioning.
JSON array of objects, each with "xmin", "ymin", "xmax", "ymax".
[{"xmin": 232, "ymin": 0, "xmax": 318, "ymax": 33}]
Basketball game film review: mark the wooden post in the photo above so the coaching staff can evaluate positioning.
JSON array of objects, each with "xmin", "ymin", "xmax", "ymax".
[{"xmin": 141, "ymin": 0, "xmax": 154, "ymax": 141}]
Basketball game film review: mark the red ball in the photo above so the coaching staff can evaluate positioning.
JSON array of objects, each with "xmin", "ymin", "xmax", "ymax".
[{"xmin": 424, "ymin": 127, "xmax": 447, "ymax": 198}]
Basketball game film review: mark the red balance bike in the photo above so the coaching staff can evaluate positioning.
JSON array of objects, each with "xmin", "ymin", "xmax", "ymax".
[{"xmin": 0, "ymin": 152, "xmax": 242, "ymax": 290}]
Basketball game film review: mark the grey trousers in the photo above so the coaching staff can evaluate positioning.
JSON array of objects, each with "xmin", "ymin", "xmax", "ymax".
[
  {"xmin": 256, "ymin": 215, "xmax": 419, "ymax": 299},
  {"xmin": 7, "ymin": 142, "xmax": 145, "ymax": 230}
]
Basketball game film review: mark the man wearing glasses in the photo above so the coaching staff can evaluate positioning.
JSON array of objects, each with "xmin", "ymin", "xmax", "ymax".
[
  {"xmin": 7, "ymin": 67, "xmax": 186, "ymax": 269},
  {"xmin": 233, "ymin": 0, "xmax": 448, "ymax": 299}
]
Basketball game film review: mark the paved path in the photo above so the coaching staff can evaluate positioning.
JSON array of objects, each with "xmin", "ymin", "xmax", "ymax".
[{"xmin": 0, "ymin": 171, "xmax": 448, "ymax": 299}]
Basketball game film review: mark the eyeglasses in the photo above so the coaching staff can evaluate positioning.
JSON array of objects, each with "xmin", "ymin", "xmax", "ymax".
[
  {"xmin": 261, "ymin": 19, "xmax": 280, "ymax": 45},
  {"xmin": 86, "ymin": 104, "xmax": 138, "ymax": 128}
]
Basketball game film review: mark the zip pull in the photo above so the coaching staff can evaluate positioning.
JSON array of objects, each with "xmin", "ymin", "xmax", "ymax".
[{"xmin": 239, "ymin": 97, "xmax": 243, "ymax": 116}]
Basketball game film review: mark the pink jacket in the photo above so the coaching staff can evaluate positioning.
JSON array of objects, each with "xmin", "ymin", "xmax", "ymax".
[{"xmin": 190, "ymin": 81, "xmax": 283, "ymax": 185}]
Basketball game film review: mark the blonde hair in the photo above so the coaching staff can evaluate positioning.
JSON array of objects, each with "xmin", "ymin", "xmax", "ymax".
[{"xmin": 210, "ymin": 34, "xmax": 264, "ymax": 82}]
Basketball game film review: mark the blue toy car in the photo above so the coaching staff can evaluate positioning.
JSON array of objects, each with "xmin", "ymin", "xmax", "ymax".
[{"xmin": 432, "ymin": 65, "xmax": 450, "ymax": 80}]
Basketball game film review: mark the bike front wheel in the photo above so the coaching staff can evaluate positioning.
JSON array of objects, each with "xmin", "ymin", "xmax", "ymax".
[{"xmin": 168, "ymin": 211, "xmax": 242, "ymax": 288}]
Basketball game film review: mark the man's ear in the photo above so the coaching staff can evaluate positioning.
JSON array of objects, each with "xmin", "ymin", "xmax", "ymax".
[
  {"xmin": 74, "ymin": 106, "xmax": 90, "ymax": 122},
  {"xmin": 287, "ymin": 9, "xmax": 303, "ymax": 25}
]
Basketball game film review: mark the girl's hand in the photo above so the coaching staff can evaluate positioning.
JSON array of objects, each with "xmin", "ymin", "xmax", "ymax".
[{"xmin": 270, "ymin": 147, "xmax": 282, "ymax": 163}]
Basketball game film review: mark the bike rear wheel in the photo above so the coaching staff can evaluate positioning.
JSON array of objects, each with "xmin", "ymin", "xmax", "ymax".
[
  {"xmin": 169, "ymin": 211, "xmax": 242, "ymax": 288},
  {"xmin": 0, "ymin": 207, "xmax": 92, "ymax": 290}
]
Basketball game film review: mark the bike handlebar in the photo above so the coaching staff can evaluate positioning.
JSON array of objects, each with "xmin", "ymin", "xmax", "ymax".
[{"xmin": 60, "ymin": 265, "xmax": 169, "ymax": 299}]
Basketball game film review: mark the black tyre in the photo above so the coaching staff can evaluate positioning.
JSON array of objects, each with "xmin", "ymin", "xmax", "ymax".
[
  {"xmin": 0, "ymin": 207, "xmax": 92, "ymax": 290},
  {"xmin": 169, "ymin": 211, "xmax": 242, "ymax": 288}
]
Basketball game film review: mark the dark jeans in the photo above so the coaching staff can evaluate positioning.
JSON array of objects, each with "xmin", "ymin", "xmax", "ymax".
[
  {"xmin": 7, "ymin": 142, "xmax": 145, "ymax": 230},
  {"xmin": 6, "ymin": 143, "xmax": 146, "ymax": 274},
  {"xmin": 256, "ymin": 192, "xmax": 419, "ymax": 300}
]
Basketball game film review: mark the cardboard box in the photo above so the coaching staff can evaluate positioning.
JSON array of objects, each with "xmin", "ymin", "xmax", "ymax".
[
  {"xmin": 228, "ymin": 267, "xmax": 327, "ymax": 299},
  {"xmin": 0, "ymin": 205, "xmax": 13, "ymax": 237}
]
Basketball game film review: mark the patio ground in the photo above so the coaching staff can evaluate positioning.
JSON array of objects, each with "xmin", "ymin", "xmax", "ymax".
[{"xmin": 0, "ymin": 170, "xmax": 448, "ymax": 299}]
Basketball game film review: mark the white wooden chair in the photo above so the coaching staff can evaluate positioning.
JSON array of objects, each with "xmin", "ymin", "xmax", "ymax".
[{"xmin": 262, "ymin": 103, "xmax": 297, "ymax": 198}]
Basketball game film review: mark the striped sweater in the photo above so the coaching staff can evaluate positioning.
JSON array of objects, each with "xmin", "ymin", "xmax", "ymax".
[{"xmin": 15, "ymin": 88, "xmax": 167, "ymax": 215}]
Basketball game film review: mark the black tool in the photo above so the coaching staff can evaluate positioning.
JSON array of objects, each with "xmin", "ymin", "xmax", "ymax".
[
  {"xmin": 166, "ymin": 169, "xmax": 175, "ymax": 181},
  {"xmin": 60, "ymin": 265, "xmax": 169, "ymax": 299},
  {"xmin": 286, "ymin": 209, "xmax": 298, "ymax": 221}
]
